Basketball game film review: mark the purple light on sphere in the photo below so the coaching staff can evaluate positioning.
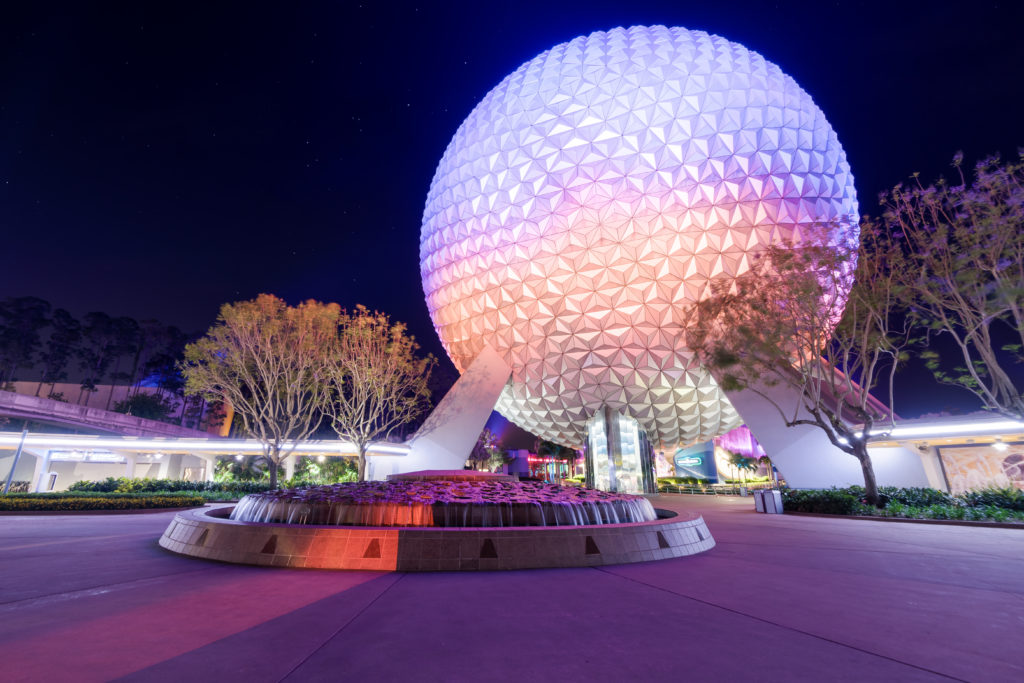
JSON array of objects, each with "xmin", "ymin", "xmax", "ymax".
[{"xmin": 420, "ymin": 25, "xmax": 858, "ymax": 449}]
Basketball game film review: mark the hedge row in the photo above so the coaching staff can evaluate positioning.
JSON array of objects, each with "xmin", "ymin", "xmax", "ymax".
[
  {"xmin": 658, "ymin": 477, "xmax": 708, "ymax": 487},
  {"xmin": 782, "ymin": 485, "xmax": 1024, "ymax": 521},
  {"xmin": 68, "ymin": 478, "xmax": 273, "ymax": 494},
  {"xmin": 0, "ymin": 492, "xmax": 205, "ymax": 511}
]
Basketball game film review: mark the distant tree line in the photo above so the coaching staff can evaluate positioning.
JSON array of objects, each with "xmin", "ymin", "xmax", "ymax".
[{"xmin": 0, "ymin": 298, "xmax": 198, "ymax": 420}]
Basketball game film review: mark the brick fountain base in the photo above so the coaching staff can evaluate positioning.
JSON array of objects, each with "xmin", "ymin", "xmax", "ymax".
[{"xmin": 159, "ymin": 505, "xmax": 715, "ymax": 571}]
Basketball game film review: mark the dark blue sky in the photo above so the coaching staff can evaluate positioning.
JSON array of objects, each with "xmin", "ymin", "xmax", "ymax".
[{"xmin": 3, "ymin": 1, "xmax": 1022, "ymax": 422}]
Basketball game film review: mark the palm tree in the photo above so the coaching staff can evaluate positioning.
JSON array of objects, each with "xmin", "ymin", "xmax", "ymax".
[
  {"xmin": 726, "ymin": 451, "xmax": 758, "ymax": 488},
  {"xmin": 534, "ymin": 438, "xmax": 578, "ymax": 482},
  {"xmin": 758, "ymin": 455, "xmax": 776, "ymax": 488}
]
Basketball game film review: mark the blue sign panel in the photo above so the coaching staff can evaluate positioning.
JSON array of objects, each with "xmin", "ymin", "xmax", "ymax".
[{"xmin": 673, "ymin": 441, "xmax": 718, "ymax": 482}]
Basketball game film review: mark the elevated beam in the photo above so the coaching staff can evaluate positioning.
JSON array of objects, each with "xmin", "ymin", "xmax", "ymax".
[{"xmin": 0, "ymin": 390, "xmax": 210, "ymax": 438}]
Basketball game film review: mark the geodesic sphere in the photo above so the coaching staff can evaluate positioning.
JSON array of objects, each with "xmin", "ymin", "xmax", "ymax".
[{"xmin": 420, "ymin": 25, "xmax": 858, "ymax": 448}]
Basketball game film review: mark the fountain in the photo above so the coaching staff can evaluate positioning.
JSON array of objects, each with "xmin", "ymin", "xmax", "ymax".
[
  {"xmin": 159, "ymin": 471, "xmax": 715, "ymax": 571},
  {"xmin": 229, "ymin": 479, "xmax": 658, "ymax": 527}
]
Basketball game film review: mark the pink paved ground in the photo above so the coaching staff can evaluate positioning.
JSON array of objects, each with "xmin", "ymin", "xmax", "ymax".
[{"xmin": 1, "ymin": 495, "xmax": 1022, "ymax": 682}]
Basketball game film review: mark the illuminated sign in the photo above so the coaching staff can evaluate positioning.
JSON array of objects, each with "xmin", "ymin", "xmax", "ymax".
[{"xmin": 675, "ymin": 455, "xmax": 703, "ymax": 467}]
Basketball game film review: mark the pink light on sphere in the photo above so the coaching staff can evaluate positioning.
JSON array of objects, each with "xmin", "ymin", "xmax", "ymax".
[{"xmin": 420, "ymin": 25, "xmax": 858, "ymax": 449}]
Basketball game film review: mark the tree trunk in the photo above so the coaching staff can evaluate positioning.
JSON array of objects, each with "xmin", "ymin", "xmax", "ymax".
[
  {"xmin": 105, "ymin": 357, "xmax": 121, "ymax": 410},
  {"xmin": 854, "ymin": 443, "xmax": 880, "ymax": 507},
  {"xmin": 268, "ymin": 446, "xmax": 280, "ymax": 489},
  {"xmin": 357, "ymin": 446, "xmax": 367, "ymax": 482}
]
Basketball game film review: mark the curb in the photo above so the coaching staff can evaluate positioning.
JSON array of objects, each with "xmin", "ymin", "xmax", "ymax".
[
  {"xmin": 0, "ymin": 505, "xmax": 207, "ymax": 516},
  {"xmin": 784, "ymin": 511, "xmax": 1024, "ymax": 529}
]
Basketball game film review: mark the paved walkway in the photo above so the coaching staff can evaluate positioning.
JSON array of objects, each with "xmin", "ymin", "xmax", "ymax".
[{"xmin": 1, "ymin": 496, "xmax": 1022, "ymax": 682}]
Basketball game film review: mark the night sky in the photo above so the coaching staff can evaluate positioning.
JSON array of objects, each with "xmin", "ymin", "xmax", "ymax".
[{"xmin": 3, "ymin": 1, "xmax": 1023, "ymax": 425}]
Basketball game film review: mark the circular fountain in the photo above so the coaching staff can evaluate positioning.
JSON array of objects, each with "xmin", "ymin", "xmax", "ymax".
[{"xmin": 159, "ymin": 473, "xmax": 715, "ymax": 571}]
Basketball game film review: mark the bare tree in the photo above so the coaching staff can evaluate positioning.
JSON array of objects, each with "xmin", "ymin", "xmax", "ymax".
[
  {"xmin": 685, "ymin": 222, "xmax": 912, "ymax": 506},
  {"xmin": 324, "ymin": 306, "xmax": 434, "ymax": 481},
  {"xmin": 883, "ymin": 153, "xmax": 1024, "ymax": 419},
  {"xmin": 180, "ymin": 294, "xmax": 339, "ymax": 488}
]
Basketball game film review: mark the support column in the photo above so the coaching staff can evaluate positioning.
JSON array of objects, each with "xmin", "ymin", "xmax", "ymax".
[
  {"xmin": 283, "ymin": 454, "xmax": 297, "ymax": 481},
  {"xmin": 604, "ymin": 404, "xmax": 620, "ymax": 493},
  {"xmin": 192, "ymin": 453, "xmax": 217, "ymax": 482},
  {"xmin": 32, "ymin": 450, "xmax": 53, "ymax": 492},
  {"xmin": 123, "ymin": 453, "xmax": 137, "ymax": 480},
  {"xmin": 402, "ymin": 344, "xmax": 513, "ymax": 477},
  {"xmin": 166, "ymin": 453, "xmax": 184, "ymax": 479},
  {"xmin": 156, "ymin": 454, "xmax": 170, "ymax": 479}
]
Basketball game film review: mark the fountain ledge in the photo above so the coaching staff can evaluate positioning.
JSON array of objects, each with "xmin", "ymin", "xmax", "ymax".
[{"xmin": 159, "ymin": 505, "xmax": 715, "ymax": 571}]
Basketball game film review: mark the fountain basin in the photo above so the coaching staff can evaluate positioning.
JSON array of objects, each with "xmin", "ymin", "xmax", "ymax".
[{"xmin": 159, "ymin": 505, "xmax": 715, "ymax": 571}]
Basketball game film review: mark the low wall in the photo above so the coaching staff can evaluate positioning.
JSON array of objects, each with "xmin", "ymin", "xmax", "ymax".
[{"xmin": 160, "ymin": 506, "xmax": 715, "ymax": 571}]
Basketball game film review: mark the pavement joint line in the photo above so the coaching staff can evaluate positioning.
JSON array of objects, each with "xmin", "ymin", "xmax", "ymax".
[
  {"xmin": 687, "ymin": 546, "xmax": 1024, "ymax": 598},
  {"xmin": 277, "ymin": 572, "xmax": 406, "ymax": 682},
  {"xmin": 0, "ymin": 531, "xmax": 159, "ymax": 551},
  {"xmin": 591, "ymin": 566, "xmax": 967, "ymax": 682},
  {"xmin": 714, "ymin": 538, "xmax": 1024, "ymax": 564},
  {"xmin": 0, "ymin": 566, "xmax": 220, "ymax": 609}
]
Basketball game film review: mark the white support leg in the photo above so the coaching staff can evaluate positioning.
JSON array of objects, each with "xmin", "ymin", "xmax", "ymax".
[
  {"xmin": 396, "ymin": 344, "xmax": 513, "ymax": 478},
  {"xmin": 123, "ymin": 453, "xmax": 137, "ymax": 480},
  {"xmin": 32, "ymin": 450, "xmax": 53, "ymax": 492},
  {"xmin": 283, "ymin": 454, "xmax": 297, "ymax": 481}
]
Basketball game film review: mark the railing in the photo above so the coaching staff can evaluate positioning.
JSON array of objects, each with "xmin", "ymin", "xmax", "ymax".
[
  {"xmin": 658, "ymin": 481, "xmax": 782, "ymax": 496},
  {"xmin": 0, "ymin": 390, "xmax": 211, "ymax": 438}
]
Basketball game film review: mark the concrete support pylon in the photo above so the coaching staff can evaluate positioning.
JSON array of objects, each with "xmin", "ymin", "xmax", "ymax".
[
  {"xmin": 374, "ymin": 345, "xmax": 513, "ymax": 480},
  {"xmin": 29, "ymin": 449, "xmax": 52, "ymax": 492},
  {"xmin": 192, "ymin": 453, "xmax": 217, "ymax": 482},
  {"xmin": 123, "ymin": 453, "xmax": 137, "ymax": 479},
  {"xmin": 283, "ymin": 454, "xmax": 297, "ymax": 481},
  {"xmin": 718, "ymin": 376, "xmax": 930, "ymax": 489}
]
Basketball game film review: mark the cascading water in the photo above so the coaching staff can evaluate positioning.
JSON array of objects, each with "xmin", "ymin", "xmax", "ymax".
[{"xmin": 229, "ymin": 478, "xmax": 657, "ymax": 527}]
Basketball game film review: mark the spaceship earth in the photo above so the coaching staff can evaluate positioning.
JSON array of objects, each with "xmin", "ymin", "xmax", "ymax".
[{"xmin": 420, "ymin": 25, "xmax": 859, "ymax": 449}]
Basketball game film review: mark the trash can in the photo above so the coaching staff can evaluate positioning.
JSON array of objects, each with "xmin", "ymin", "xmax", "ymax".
[
  {"xmin": 753, "ymin": 489, "xmax": 783, "ymax": 513},
  {"xmin": 763, "ymin": 489, "xmax": 783, "ymax": 514}
]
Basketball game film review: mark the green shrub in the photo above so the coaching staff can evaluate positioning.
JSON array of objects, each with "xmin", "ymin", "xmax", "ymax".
[
  {"xmin": 781, "ymin": 488, "xmax": 860, "ymax": 515},
  {"xmin": 68, "ymin": 478, "xmax": 273, "ymax": 495},
  {"xmin": 879, "ymin": 486, "xmax": 956, "ymax": 507},
  {"xmin": 657, "ymin": 476, "xmax": 707, "ymax": 489},
  {"xmin": 0, "ymin": 492, "xmax": 205, "ymax": 511},
  {"xmin": 919, "ymin": 504, "xmax": 966, "ymax": 520},
  {"xmin": 958, "ymin": 487, "xmax": 1024, "ymax": 511},
  {"xmin": 783, "ymin": 485, "xmax": 1024, "ymax": 523}
]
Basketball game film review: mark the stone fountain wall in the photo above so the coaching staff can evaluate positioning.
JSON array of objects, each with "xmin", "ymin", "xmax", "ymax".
[{"xmin": 159, "ymin": 506, "xmax": 715, "ymax": 571}]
